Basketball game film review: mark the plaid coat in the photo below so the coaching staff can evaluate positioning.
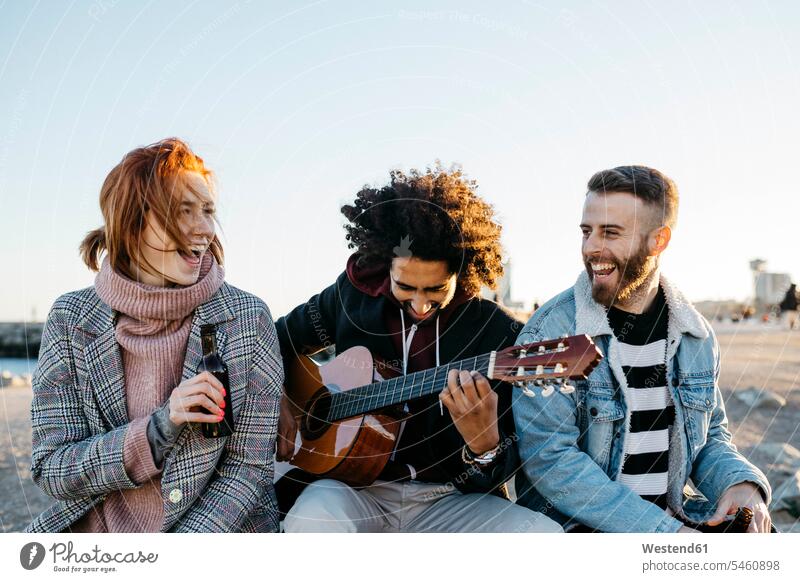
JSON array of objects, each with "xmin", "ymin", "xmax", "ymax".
[{"xmin": 26, "ymin": 281, "xmax": 283, "ymax": 533}]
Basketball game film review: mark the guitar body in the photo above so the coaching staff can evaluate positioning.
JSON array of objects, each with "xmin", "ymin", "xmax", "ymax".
[
  {"xmin": 286, "ymin": 346, "xmax": 403, "ymax": 487},
  {"xmin": 283, "ymin": 334, "xmax": 603, "ymax": 488}
]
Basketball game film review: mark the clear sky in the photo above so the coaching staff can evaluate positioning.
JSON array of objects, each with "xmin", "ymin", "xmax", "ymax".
[{"xmin": 1, "ymin": 0, "xmax": 798, "ymax": 322}]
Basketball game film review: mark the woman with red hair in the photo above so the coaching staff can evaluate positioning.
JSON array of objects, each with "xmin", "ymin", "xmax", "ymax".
[{"xmin": 26, "ymin": 138, "xmax": 282, "ymax": 533}]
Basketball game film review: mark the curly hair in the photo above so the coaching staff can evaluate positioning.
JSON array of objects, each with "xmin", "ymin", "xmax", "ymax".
[{"xmin": 341, "ymin": 165, "xmax": 504, "ymax": 296}]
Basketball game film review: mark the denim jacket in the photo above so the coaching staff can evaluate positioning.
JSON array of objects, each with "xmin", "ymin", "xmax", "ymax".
[{"xmin": 513, "ymin": 271, "xmax": 771, "ymax": 533}]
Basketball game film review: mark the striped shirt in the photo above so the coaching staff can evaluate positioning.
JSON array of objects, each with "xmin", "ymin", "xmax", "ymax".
[{"xmin": 607, "ymin": 287, "xmax": 673, "ymax": 509}]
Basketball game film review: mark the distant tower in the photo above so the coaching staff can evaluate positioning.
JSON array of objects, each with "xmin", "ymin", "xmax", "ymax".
[
  {"xmin": 750, "ymin": 259, "xmax": 766, "ymax": 275},
  {"xmin": 749, "ymin": 259, "xmax": 766, "ymax": 305},
  {"xmin": 496, "ymin": 258, "xmax": 513, "ymax": 306},
  {"xmin": 750, "ymin": 259, "xmax": 791, "ymax": 308},
  {"xmin": 480, "ymin": 258, "xmax": 524, "ymax": 310}
]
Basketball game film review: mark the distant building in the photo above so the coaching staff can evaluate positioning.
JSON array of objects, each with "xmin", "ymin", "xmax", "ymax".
[
  {"xmin": 694, "ymin": 299, "xmax": 748, "ymax": 322},
  {"xmin": 750, "ymin": 259, "xmax": 792, "ymax": 306},
  {"xmin": 480, "ymin": 258, "xmax": 530, "ymax": 321}
]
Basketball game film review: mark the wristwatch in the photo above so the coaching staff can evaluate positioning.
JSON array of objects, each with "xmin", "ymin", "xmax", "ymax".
[{"xmin": 462, "ymin": 441, "xmax": 502, "ymax": 466}]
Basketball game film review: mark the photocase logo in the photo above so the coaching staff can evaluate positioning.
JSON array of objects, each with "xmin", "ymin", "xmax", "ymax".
[{"xmin": 20, "ymin": 542, "xmax": 46, "ymax": 570}]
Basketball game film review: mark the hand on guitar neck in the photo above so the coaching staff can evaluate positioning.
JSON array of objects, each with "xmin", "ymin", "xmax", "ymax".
[{"xmin": 440, "ymin": 369, "xmax": 500, "ymax": 455}]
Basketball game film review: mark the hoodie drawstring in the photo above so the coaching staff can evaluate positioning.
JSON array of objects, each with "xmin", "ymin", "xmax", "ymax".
[{"xmin": 400, "ymin": 309, "xmax": 442, "ymax": 415}]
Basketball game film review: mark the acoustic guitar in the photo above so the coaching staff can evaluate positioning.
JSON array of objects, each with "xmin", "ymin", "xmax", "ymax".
[{"xmin": 283, "ymin": 334, "xmax": 603, "ymax": 486}]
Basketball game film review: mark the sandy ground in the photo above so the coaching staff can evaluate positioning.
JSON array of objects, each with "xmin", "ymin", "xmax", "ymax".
[
  {"xmin": 1, "ymin": 324, "xmax": 798, "ymax": 533},
  {"xmin": 713, "ymin": 324, "xmax": 800, "ymax": 532}
]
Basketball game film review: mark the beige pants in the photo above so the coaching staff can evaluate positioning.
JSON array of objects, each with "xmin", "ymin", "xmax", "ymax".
[{"xmin": 283, "ymin": 479, "xmax": 562, "ymax": 533}]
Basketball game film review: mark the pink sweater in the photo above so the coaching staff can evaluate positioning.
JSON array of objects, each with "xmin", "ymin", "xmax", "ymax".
[{"xmin": 68, "ymin": 253, "xmax": 224, "ymax": 532}]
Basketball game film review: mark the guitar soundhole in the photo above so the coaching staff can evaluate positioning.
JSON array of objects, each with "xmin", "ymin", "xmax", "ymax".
[{"xmin": 302, "ymin": 388, "xmax": 332, "ymax": 440}]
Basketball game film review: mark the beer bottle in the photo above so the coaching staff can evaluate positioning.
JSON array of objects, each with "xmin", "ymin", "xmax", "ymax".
[
  {"xmin": 197, "ymin": 324, "xmax": 234, "ymax": 438},
  {"xmin": 697, "ymin": 506, "xmax": 754, "ymax": 533},
  {"xmin": 724, "ymin": 506, "xmax": 754, "ymax": 533}
]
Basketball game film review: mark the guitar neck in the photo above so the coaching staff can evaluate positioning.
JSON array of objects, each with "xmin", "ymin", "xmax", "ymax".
[{"xmin": 327, "ymin": 353, "xmax": 493, "ymax": 422}]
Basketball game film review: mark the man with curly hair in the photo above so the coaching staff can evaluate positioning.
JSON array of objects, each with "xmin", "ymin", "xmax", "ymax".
[{"xmin": 274, "ymin": 166, "xmax": 561, "ymax": 532}]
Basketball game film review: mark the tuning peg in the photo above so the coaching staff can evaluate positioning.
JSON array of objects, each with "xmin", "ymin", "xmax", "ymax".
[
  {"xmin": 559, "ymin": 383, "xmax": 575, "ymax": 394},
  {"xmin": 541, "ymin": 383, "xmax": 555, "ymax": 397},
  {"xmin": 516, "ymin": 349, "xmax": 527, "ymax": 381},
  {"xmin": 521, "ymin": 384, "xmax": 536, "ymax": 398}
]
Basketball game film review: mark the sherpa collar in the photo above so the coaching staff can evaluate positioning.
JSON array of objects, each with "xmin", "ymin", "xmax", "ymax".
[{"xmin": 573, "ymin": 270, "xmax": 708, "ymax": 340}]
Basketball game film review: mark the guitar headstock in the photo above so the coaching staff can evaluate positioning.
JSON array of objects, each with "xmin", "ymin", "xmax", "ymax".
[{"xmin": 489, "ymin": 334, "xmax": 603, "ymax": 397}]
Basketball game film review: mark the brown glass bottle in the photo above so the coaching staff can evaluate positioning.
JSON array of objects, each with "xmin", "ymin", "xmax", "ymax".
[
  {"xmin": 197, "ymin": 324, "xmax": 234, "ymax": 438},
  {"xmin": 696, "ymin": 506, "xmax": 754, "ymax": 533}
]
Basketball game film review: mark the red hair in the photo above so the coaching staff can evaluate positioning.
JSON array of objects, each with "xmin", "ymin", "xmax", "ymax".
[{"xmin": 80, "ymin": 137, "xmax": 223, "ymax": 279}]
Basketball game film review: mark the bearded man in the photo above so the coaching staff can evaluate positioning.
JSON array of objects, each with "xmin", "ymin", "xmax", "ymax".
[{"xmin": 512, "ymin": 166, "xmax": 773, "ymax": 533}]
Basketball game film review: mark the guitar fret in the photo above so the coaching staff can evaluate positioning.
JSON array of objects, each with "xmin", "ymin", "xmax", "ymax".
[
  {"xmin": 378, "ymin": 379, "xmax": 386, "ymax": 408},
  {"xmin": 425, "ymin": 372, "xmax": 432, "ymax": 397},
  {"xmin": 396, "ymin": 373, "xmax": 404, "ymax": 405},
  {"xmin": 387, "ymin": 377, "xmax": 396, "ymax": 408},
  {"xmin": 439, "ymin": 362, "xmax": 451, "ymax": 396},
  {"xmin": 387, "ymin": 376, "xmax": 397, "ymax": 408},
  {"xmin": 378, "ymin": 378, "xmax": 388, "ymax": 408},
  {"xmin": 367, "ymin": 386, "xmax": 374, "ymax": 414},
  {"xmin": 439, "ymin": 363, "xmax": 448, "ymax": 392}
]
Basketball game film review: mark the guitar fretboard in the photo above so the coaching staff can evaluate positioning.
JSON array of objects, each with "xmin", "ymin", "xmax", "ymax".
[{"xmin": 327, "ymin": 353, "xmax": 493, "ymax": 421}]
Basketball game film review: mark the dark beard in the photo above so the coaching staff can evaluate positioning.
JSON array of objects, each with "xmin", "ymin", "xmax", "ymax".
[{"xmin": 586, "ymin": 243, "xmax": 655, "ymax": 308}]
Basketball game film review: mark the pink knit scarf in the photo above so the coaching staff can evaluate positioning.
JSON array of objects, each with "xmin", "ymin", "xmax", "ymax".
[{"xmin": 95, "ymin": 252, "xmax": 225, "ymax": 343}]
